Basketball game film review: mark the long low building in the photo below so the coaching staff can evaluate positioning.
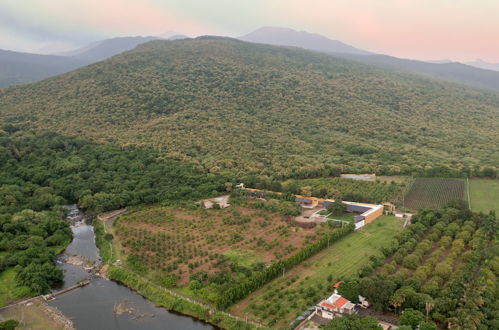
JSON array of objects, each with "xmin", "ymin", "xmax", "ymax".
[
  {"xmin": 297, "ymin": 197, "xmax": 384, "ymax": 226},
  {"xmin": 239, "ymin": 187, "xmax": 385, "ymax": 227}
]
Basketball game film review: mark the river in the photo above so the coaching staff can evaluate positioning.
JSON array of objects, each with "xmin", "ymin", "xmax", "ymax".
[{"xmin": 49, "ymin": 205, "xmax": 214, "ymax": 330}]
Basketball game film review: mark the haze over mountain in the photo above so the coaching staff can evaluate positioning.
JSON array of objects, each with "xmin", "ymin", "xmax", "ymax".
[
  {"xmin": 239, "ymin": 27, "xmax": 371, "ymax": 55},
  {"xmin": 334, "ymin": 53, "xmax": 499, "ymax": 91},
  {"xmin": 0, "ymin": 35, "xmax": 186, "ymax": 87},
  {"xmin": 1, "ymin": 38, "xmax": 497, "ymax": 178},
  {"xmin": 0, "ymin": 49, "xmax": 89, "ymax": 88},
  {"xmin": 61, "ymin": 36, "xmax": 160, "ymax": 62},
  {"xmin": 239, "ymin": 27, "xmax": 499, "ymax": 91},
  {"xmin": 465, "ymin": 60, "xmax": 499, "ymax": 72}
]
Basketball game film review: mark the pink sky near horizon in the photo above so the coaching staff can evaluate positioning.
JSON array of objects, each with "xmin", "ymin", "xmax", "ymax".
[
  {"xmin": 284, "ymin": 0, "xmax": 499, "ymax": 61},
  {"xmin": 0, "ymin": 0, "xmax": 498, "ymax": 62}
]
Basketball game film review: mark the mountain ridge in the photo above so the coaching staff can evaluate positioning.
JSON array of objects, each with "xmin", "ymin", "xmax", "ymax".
[
  {"xmin": 239, "ymin": 26, "xmax": 371, "ymax": 55},
  {"xmin": 0, "ymin": 49, "xmax": 90, "ymax": 88},
  {"xmin": 240, "ymin": 27, "xmax": 499, "ymax": 91},
  {"xmin": 1, "ymin": 38, "xmax": 497, "ymax": 178}
]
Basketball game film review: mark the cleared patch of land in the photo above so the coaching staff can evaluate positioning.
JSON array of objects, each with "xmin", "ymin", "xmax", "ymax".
[
  {"xmin": 469, "ymin": 179, "xmax": 499, "ymax": 213},
  {"xmin": 404, "ymin": 178, "xmax": 466, "ymax": 210},
  {"xmin": 230, "ymin": 215, "xmax": 403, "ymax": 328}
]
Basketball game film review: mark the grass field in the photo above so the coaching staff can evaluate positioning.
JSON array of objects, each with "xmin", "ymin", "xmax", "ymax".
[
  {"xmin": 0, "ymin": 269, "xmax": 31, "ymax": 307},
  {"xmin": 469, "ymin": 179, "xmax": 499, "ymax": 213},
  {"xmin": 404, "ymin": 178, "xmax": 466, "ymax": 210},
  {"xmin": 230, "ymin": 215, "xmax": 404, "ymax": 328}
]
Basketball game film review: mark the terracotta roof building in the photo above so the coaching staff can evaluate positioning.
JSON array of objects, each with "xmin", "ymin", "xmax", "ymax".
[{"xmin": 315, "ymin": 293, "xmax": 356, "ymax": 320}]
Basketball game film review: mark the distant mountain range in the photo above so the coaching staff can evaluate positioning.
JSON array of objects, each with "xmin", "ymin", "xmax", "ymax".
[
  {"xmin": 60, "ymin": 36, "xmax": 160, "ymax": 62},
  {"xmin": 465, "ymin": 60, "xmax": 499, "ymax": 72},
  {"xmin": 239, "ymin": 26, "xmax": 371, "ymax": 55},
  {"xmin": 333, "ymin": 53, "xmax": 499, "ymax": 91},
  {"xmin": 0, "ymin": 49, "xmax": 89, "ymax": 88},
  {"xmin": 239, "ymin": 27, "xmax": 499, "ymax": 92},
  {"xmin": 1, "ymin": 26, "xmax": 499, "ymax": 91},
  {"xmin": 0, "ymin": 35, "xmax": 188, "ymax": 88}
]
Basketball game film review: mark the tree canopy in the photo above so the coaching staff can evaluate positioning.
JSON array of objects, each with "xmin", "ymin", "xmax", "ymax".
[{"xmin": 0, "ymin": 38, "xmax": 497, "ymax": 178}]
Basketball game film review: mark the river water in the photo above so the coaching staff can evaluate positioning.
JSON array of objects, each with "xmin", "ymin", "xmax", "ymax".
[{"xmin": 49, "ymin": 205, "xmax": 214, "ymax": 330}]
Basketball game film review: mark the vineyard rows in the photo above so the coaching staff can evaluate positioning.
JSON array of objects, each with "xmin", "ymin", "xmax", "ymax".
[{"xmin": 404, "ymin": 178, "xmax": 466, "ymax": 210}]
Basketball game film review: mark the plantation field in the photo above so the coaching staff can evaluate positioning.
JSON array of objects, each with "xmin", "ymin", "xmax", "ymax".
[
  {"xmin": 469, "ymin": 179, "xmax": 499, "ymax": 213},
  {"xmin": 360, "ymin": 206, "xmax": 497, "ymax": 328},
  {"xmin": 230, "ymin": 215, "xmax": 403, "ymax": 328},
  {"xmin": 113, "ymin": 197, "xmax": 336, "ymax": 287},
  {"xmin": 404, "ymin": 178, "xmax": 466, "ymax": 210}
]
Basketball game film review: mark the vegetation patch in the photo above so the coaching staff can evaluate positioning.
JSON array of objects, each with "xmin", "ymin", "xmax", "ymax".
[
  {"xmin": 249, "ymin": 176, "xmax": 404, "ymax": 204},
  {"xmin": 0, "ymin": 269, "xmax": 31, "ymax": 307},
  {"xmin": 224, "ymin": 249, "xmax": 262, "ymax": 269},
  {"xmin": 469, "ymin": 179, "xmax": 499, "ymax": 213},
  {"xmin": 403, "ymin": 178, "xmax": 466, "ymax": 210}
]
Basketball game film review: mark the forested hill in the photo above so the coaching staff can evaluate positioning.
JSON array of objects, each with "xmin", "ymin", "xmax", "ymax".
[{"xmin": 0, "ymin": 38, "xmax": 498, "ymax": 178}]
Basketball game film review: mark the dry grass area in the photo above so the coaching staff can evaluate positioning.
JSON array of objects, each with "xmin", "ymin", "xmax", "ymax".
[
  {"xmin": 0, "ymin": 299, "xmax": 72, "ymax": 330},
  {"xmin": 113, "ymin": 199, "xmax": 334, "ymax": 285}
]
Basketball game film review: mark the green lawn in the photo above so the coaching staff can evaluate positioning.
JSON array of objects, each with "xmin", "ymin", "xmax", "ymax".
[
  {"xmin": 328, "ymin": 213, "xmax": 354, "ymax": 222},
  {"xmin": 230, "ymin": 216, "xmax": 404, "ymax": 328},
  {"xmin": 0, "ymin": 268, "xmax": 31, "ymax": 307},
  {"xmin": 224, "ymin": 249, "xmax": 263, "ymax": 268},
  {"xmin": 316, "ymin": 209, "xmax": 330, "ymax": 216},
  {"xmin": 469, "ymin": 179, "xmax": 499, "ymax": 213}
]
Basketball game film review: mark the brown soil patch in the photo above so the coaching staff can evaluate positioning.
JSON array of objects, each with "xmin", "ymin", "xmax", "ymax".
[{"xmin": 112, "ymin": 202, "xmax": 331, "ymax": 285}]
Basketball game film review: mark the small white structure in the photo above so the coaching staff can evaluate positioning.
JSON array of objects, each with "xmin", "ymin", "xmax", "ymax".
[
  {"xmin": 235, "ymin": 183, "xmax": 245, "ymax": 189},
  {"xmin": 358, "ymin": 295, "xmax": 370, "ymax": 308},
  {"xmin": 355, "ymin": 220, "xmax": 365, "ymax": 230}
]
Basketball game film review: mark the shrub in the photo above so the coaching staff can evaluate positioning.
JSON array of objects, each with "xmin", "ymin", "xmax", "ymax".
[
  {"xmin": 402, "ymin": 254, "xmax": 420, "ymax": 270},
  {"xmin": 400, "ymin": 308, "xmax": 424, "ymax": 329}
]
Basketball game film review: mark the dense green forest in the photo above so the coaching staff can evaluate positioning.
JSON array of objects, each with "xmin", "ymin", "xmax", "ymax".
[
  {"xmin": 338, "ymin": 202, "xmax": 498, "ymax": 329},
  {"xmin": 0, "ymin": 130, "xmax": 228, "ymax": 298},
  {"xmin": 0, "ymin": 130, "xmax": 228, "ymax": 214},
  {"xmin": 0, "ymin": 38, "xmax": 497, "ymax": 178}
]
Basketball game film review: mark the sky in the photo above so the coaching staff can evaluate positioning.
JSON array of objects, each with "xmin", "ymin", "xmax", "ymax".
[{"xmin": 1, "ymin": 0, "xmax": 498, "ymax": 62}]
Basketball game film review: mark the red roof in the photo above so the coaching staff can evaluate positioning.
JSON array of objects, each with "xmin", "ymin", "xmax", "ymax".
[
  {"xmin": 319, "ymin": 301, "xmax": 336, "ymax": 310},
  {"xmin": 333, "ymin": 281, "xmax": 343, "ymax": 288},
  {"xmin": 334, "ymin": 296, "xmax": 348, "ymax": 309},
  {"xmin": 319, "ymin": 296, "xmax": 349, "ymax": 310}
]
